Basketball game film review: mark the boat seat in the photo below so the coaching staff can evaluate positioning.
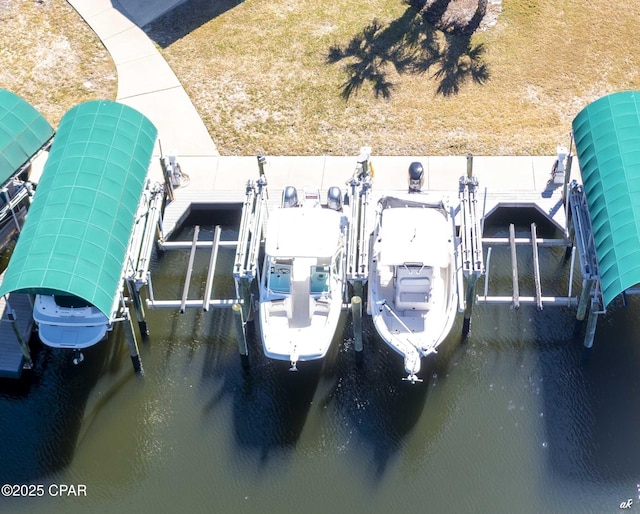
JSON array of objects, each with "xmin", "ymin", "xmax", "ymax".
[
  {"xmin": 394, "ymin": 265, "xmax": 433, "ymax": 311},
  {"xmin": 269, "ymin": 299, "xmax": 291, "ymax": 318},
  {"xmin": 312, "ymin": 298, "xmax": 331, "ymax": 317},
  {"xmin": 310, "ymin": 265, "xmax": 330, "ymax": 295},
  {"xmin": 269, "ymin": 265, "xmax": 291, "ymax": 294}
]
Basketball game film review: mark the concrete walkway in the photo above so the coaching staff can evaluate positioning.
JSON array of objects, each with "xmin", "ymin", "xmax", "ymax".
[{"xmin": 67, "ymin": 0, "xmax": 219, "ymax": 185}]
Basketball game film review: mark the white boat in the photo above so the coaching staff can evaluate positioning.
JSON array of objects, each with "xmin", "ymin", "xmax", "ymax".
[
  {"xmin": 368, "ymin": 196, "xmax": 458, "ymax": 382},
  {"xmin": 33, "ymin": 294, "xmax": 112, "ymax": 350},
  {"xmin": 259, "ymin": 186, "xmax": 348, "ymax": 370}
]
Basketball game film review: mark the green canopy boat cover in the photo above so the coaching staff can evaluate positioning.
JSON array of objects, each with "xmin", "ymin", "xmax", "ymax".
[
  {"xmin": 0, "ymin": 89, "xmax": 54, "ymax": 184},
  {"xmin": 0, "ymin": 100, "xmax": 157, "ymax": 318},
  {"xmin": 572, "ymin": 90, "xmax": 640, "ymax": 307}
]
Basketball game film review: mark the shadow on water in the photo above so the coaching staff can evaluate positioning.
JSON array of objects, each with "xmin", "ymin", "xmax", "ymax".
[
  {"xmin": 0, "ymin": 331, "xmax": 128, "ymax": 484},
  {"xmin": 320, "ymin": 315, "xmax": 459, "ymax": 483},
  {"xmin": 484, "ymin": 213, "xmax": 640, "ymax": 487},
  {"xmin": 326, "ymin": 1, "xmax": 489, "ymax": 99},
  {"xmin": 141, "ymin": 0, "xmax": 245, "ymax": 48},
  {"xmin": 200, "ymin": 314, "xmax": 323, "ymax": 467},
  {"xmin": 539, "ymin": 300, "xmax": 640, "ymax": 484},
  {"xmin": 155, "ymin": 220, "xmax": 460, "ymax": 479},
  {"xmin": 157, "ymin": 220, "xmax": 321, "ymax": 466}
]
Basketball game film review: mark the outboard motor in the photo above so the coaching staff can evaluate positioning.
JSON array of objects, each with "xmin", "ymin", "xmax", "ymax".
[
  {"xmin": 408, "ymin": 162, "xmax": 424, "ymax": 193},
  {"xmin": 326, "ymin": 186, "xmax": 343, "ymax": 211},
  {"xmin": 282, "ymin": 186, "xmax": 298, "ymax": 208}
]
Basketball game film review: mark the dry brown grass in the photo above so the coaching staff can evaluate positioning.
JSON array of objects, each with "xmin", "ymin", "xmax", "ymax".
[
  {"xmin": 0, "ymin": 0, "xmax": 116, "ymax": 128},
  {"xmin": 148, "ymin": 0, "xmax": 640, "ymax": 155},
  {"xmin": 1, "ymin": 0, "xmax": 639, "ymax": 157}
]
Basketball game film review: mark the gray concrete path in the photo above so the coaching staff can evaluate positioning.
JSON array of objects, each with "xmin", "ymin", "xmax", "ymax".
[{"xmin": 67, "ymin": 0, "xmax": 219, "ymax": 185}]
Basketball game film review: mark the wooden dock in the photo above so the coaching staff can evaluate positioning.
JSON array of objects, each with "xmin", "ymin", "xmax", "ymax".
[{"xmin": 0, "ymin": 292, "xmax": 33, "ymax": 378}]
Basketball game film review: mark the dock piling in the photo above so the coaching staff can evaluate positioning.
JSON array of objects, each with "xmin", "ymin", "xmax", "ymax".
[
  {"xmin": 576, "ymin": 278, "xmax": 594, "ymax": 321},
  {"xmin": 462, "ymin": 274, "xmax": 478, "ymax": 338},
  {"xmin": 126, "ymin": 279, "xmax": 149, "ymax": 337},
  {"xmin": 351, "ymin": 295, "xmax": 363, "ymax": 364},
  {"xmin": 353, "ymin": 280, "xmax": 363, "ymax": 303},
  {"xmin": 237, "ymin": 278, "xmax": 253, "ymax": 322},
  {"xmin": 232, "ymin": 303, "xmax": 249, "ymax": 368},
  {"xmin": 583, "ymin": 300, "xmax": 599, "ymax": 348},
  {"xmin": 123, "ymin": 312, "xmax": 143, "ymax": 375}
]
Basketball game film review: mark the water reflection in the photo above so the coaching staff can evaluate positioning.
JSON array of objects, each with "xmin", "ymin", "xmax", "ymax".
[
  {"xmin": 319, "ymin": 315, "xmax": 462, "ymax": 482},
  {"xmin": 4, "ymin": 213, "xmax": 640, "ymax": 513},
  {"xmin": 540, "ymin": 298, "xmax": 640, "ymax": 483},
  {"xmin": 0, "ymin": 333, "xmax": 124, "ymax": 483},
  {"xmin": 200, "ymin": 316, "xmax": 324, "ymax": 465},
  {"xmin": 482, "ymin": 221, "xmax": 640, "ymax": 503}
]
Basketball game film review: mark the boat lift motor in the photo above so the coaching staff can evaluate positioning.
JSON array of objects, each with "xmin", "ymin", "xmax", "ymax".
[
  {"xmin": 282, "ymin": 186, "xmax": 299, "ymax": 208},
  {"xmin": 553, "ymin": 145, "xmax": 568, "ymax": 184},
  {"xmin": 408, "ymin": 161, "xmax": 424, "ymax": 193},
  {"xmin": 167, "ymin": 150, "xmax": 182, "ymax": 188},
  {"xmin": 326, "ymin": 186, "xmax": 343, "ymax": 211}
]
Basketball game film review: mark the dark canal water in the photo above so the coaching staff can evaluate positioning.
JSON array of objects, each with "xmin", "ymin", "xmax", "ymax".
[{"xmin": 1, "ymin": 210, "xmax": 639, "ymax": 514}]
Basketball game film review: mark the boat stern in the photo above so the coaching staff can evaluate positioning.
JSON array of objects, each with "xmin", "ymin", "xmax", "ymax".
[{"xmin": 33, "ymin": 295, "xmax": 111, "ymax": 349}]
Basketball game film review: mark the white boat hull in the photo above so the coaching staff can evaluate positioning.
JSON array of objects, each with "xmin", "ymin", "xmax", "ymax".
[
  {"xmin": 259, "ymin": 292, "xmax": 343, "ymax": 363},
  {"xmin": 368, "ymin": 197, "xmax": 459, "ymax": 381},
  {"xmin": 33, "ymin": 295, "xmax": 111, "ymax": 349},
  {"xmin": 259, "ymin": 204, "xmax": 348, "ymax": 368}
]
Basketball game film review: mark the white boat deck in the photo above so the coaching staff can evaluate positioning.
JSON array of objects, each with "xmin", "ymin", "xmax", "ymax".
[{"xmin": 290, "ymin": 258, "xmax": 312, "ymax": 328}]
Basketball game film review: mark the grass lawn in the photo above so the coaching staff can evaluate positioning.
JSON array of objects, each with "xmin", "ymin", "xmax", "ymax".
[
  {"xmin": 0, "ymin": 0, "xmax": 116, "ymax": 127},
  {"xmin": 1, "ymin": 0, "xmax": 639, "ymax": 156},
  {"xmin": 147, "ymin": 0, "xmax": 640, "ymax": 155}
]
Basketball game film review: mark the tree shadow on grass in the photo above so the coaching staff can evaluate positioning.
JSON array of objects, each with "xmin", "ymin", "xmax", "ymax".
[{"xmin": 326, "ymin": 2, "xmax": 490, "ymax": 99}]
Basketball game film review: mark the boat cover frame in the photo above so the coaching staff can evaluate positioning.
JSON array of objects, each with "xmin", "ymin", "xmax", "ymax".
[
  {"xmin": 0, "ymin": 100, "xmax": 157, "ymax": 317},
  {"xmin": 572, "ymin": 91, "xmax": 640, "ymax": 307},
  {"xmin": 0, "ymin": 88, "xmax": 53, "ymax": 184}
]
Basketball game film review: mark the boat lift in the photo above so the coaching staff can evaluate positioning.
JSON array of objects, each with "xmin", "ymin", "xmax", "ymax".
[
  {"xmin": 129, "ymin": 151, "xmax": 377, "ymax": 371},
  {"xmin": 345, "ymin": 147, "xmax": 374, "ymax": 287},
  {"xmin": 473, "ymin": 143, "xmax": 609, "ymax": 349},
  {"xmin": 228, "ymin": 151, "xmax": 378, "ymax": 366},
  {"xmin": 566, "ymin": 180, "xmax": 604, "ymax": 347},
  {"xmin": 123, "ymin": 154, "xmax": 274, "ymax": 370},
  {"xmin": 475, "ymin": 148, "xmax": 577, "ymax": 309},
  {"xmin": 457, "ymin": 155, "xmax": 486, "ymax": 336},
  {"xmin": 343, "ymin": 148, "xmax": 374, "ymax": 361},
  {"xmin": 121, "ymin": 144, "xmax": 617, "ymax": 375},
  {"xmin": 231, "ymin": 155, "xmax": 270, "ymax": 366}
]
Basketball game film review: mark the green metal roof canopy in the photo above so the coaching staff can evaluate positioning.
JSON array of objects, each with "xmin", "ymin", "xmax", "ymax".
[
  {"xmin": 0, "ymin": 100, "xmax": 157, "ymax": 317},
  {"xmin": 572, "ymin": 91, "xmax": 640, "ymax": 307},
  {"xmin": 0, "ymin": 89, "xmax": 54, "ymax": 184}
]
